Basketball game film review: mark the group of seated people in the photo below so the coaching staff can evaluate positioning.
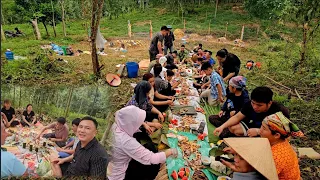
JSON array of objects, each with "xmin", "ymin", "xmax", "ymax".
[
  {"xmin": 107, "ymin": 44, "xmax": 303, "ymax": 180},
  {"xmin": 1, "ymin": 100, "xmax": 109, "ymax": 179}
]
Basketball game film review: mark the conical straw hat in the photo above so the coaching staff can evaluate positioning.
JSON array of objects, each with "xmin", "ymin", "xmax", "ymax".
[{"xmin": 224, "ymin": 138, "xmax": 278, "ymax": 180}]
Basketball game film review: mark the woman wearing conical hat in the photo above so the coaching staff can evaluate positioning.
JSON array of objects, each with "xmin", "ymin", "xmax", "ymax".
[
  {"xmin": 221, "ymin": 138, "xmax": 278, "ymax": 180},
  {"xmin": 259, "ymin": 112, "xmax": 303, "ymax": 180}
]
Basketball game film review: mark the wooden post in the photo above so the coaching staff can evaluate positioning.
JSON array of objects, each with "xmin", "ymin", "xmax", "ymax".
[
  {"xmin": 208, "ymin": 20, "xmax": 211, "ymax": 34},
  {"xmin": 184, "ymin": 19, "xmax": 186, "ymax": 32},
  {"xmin": 215, "ymin": 0, "xmax": 218, "ymax": 18},
  {"xmin": 240, "ymin": 25, "xmax": 244, "ymax": 41},
  {"xmin": 128, "ymin": 20, "xmax": 132, "ymax": 38},
  {"xmin": 225, "ymin": 22, "xmax": 228, "ymax": 38},
  {"xmin": 256, "ymin": 26, "xmax": 260, "ymax": 37},
  {"xmin": 149, "ymin": 20, "xmax": 152, "ymax": 39}
]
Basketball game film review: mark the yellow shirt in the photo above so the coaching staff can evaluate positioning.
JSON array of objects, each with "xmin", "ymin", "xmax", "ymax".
[{"xmin": 272, "ymin": 140, "xmax": 301, "ymax": 180}]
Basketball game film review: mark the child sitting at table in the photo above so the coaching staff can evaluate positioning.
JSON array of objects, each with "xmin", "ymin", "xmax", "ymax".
[
  {"xmin": 154, "ymin": 64, "xmax": 175, "ymax": 97},
  {"xmin": 166, "ymin": 69, "xmax": 179, "ymax": 92},
  {"xmin": 200, "ymin": 62, "xmax": 226, "ymax": 106},
  {"xmin": 56, "ymin": 118, "xmax": 80, "ymax": 158},
  {"xmin": 36, "ymin": 117, "xmax": 69, "ymax": 147}
]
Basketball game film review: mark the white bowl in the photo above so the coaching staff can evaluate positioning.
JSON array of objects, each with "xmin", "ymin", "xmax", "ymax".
[
  {"xmin": 201, "ymin": 156, "xmax": 211, "ymax": 165},
  {"xmin": 217, "ymin": 176, "xmax": 231, "ymax": 180}
]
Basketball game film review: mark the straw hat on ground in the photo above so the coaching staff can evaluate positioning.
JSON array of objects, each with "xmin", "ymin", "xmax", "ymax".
[{"xmin": 224, "ymin": 138, "xmax": 278, "ymax": 180}]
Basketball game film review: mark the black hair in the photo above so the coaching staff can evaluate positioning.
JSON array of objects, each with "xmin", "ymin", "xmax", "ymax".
[
  {"xmin": 81, "ymin": 116, "xmax": 98, "ymax": 129},
  {"xmin": 26, "ymin": 104, "xmax": 32, "ymax": 109},
  {"xmin": 270, "ymin": 128, "xmax": 288, "ymax": 140},
  {"xmin": 172, "ymin": 50, "xmax": 178, "ymax": 55},
  {"xmin": 201, "ymin": 62, "xmax": 212, "ymax": 71},
  {"xmin": 216, "ymin": 48, "xmax": 228, "ymax": 58},
  {"xmin": 251, "ymin": 86, "xmax": 273, "ymax": 104},
  {"xmin": 57, "ymin": 117, "xmax": 66, "ymax": 125},
  {"xmin": 199, "ymin": 44, "xmax": 203, "ymax": 47},
  {"xmin": 181, "ymin": 45, "xmax": 185, "ymax": 47},
  {"xmin": 166, "ymin": 69, "xmax": 174, "ymax": 77},
  {"xmin": 161, "ymin": 26, "xmax": 169, "ymax": 31},
  {"xmin": 154, "ymin": 63, "xmax": 163, "ymax": 77},
  {"xmin": 204, "ymin": 50, "xmax": 208, "ymax": 52},
  {"xmin": 142, "ymin": 73, "xmax": 154, "ymax": 81},
  {"xmin": 208, "ymin": 51, "xmax": 212, "ymax": 55},
  {"xmin": 72, "ymin": 118, "xmax": 81, "ymax": 126}
]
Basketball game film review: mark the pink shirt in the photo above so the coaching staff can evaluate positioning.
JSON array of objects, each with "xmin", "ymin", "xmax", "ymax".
[
  {"xmin": 48, "ymin": 123, "xmax": 69, "ymax": 140},
  {"xmin": 108, "ymin": 106, "xmax": 166, "ymax": 180}
]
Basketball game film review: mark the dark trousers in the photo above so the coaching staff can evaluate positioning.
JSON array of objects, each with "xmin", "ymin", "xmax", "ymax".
[
  {"xmin": 124, "ymin": 132, "xmax": 160, "ymax": 180},
  {"xmin": 209, "ymin": 115, "xmax": 235, "ymax": 138},
  {"xmin": 149, "ymin": 50, "xmax": 158, "ymax": 61},
  {"xmin": 42, "ymin": 133, "xmax": 66, "ymax": 147}
]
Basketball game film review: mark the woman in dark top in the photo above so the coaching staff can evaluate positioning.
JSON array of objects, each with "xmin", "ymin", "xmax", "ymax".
[
  {"xmin": 209, "ymin": 76, "xmax": 249, "ymax": 136},
  {"xmin": 126, "ymin": 81, "xmax": 164, "ymax": 135},
  {"xmin": 1, "ymin": 99, "xmax": 18, "ymax": 127},
  {"xmin": 216, "ymin": 48, "xmax": 241, "ymax": 82},
  {"xmin": 21, "ymin": 104, "xmax": 36, "ymax": 127}
]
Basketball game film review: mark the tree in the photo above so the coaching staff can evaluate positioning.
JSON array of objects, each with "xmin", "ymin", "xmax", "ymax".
[
  {"xmin": 51, "ymin": 0, "xmax": 57, "ymax": 37},
  {"xmin": 59, "ymin": 0, "xmax": 67, "ymax": 37},
  {"xmin": 244, "ymin": 0, "xmax": 320, "ymax": 69},
  {"xmin": 90, "ymin": 0, "xmax": 105, "ymax": 78}
]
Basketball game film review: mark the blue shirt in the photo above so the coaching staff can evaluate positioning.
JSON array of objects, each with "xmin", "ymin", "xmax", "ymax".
[
  {"xmin": 208, "ymin": 57, "xmax": 216, "ymax": 65},
  {"xmin": 1, "ymin": 149, "xmax": 26, "ymax": 178},
  {"xmin": 210, "ymin": 71, "xmax": 226, "ymax": 99}
]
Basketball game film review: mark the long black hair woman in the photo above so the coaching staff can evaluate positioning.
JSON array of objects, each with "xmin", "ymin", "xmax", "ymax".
[
  {"xmin": 126, "ymin": 80, "xmax": 164, "ymax": 134},
  {"xmin": 216, "ymin": 48, "xmax": 241, "ymax": 82}
]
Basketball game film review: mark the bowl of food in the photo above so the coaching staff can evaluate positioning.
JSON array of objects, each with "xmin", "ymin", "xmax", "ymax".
[
  {"xmin": 201, "ymin": 156, "xmax": 211, "ymax": 166},
  {"xmin": 217, "ymin": 176, "xmax": 231, "ymax": 180}
]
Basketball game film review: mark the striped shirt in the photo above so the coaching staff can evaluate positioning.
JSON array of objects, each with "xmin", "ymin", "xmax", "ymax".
[{"xmin": 66, "ymin": 137, "xmax": 108, "ymax": 179}]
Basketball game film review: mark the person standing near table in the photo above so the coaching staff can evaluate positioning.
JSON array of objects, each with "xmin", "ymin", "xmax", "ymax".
[
  {"xmin": 216, "ymin": 48, "xmax": 241, "ymax": 82},
  {"xmin": 36, "ymin": 117, "xmax": 69, "ymax": 147},
  {"xmin": 164, "ymin": 25, "xmax": 175, "ymax": 55},
  {"xmin": 1, "ymin": 121, "xmax": 28, "ymax": 178},
  {"xmin": 21, "ymin": 104, "xmax": 36, "ymax": 127},
  {"xmin": 50, "ymin": 117, "xmax": 109, "ymax": 179},
  {"xmin": 1, "ymin": 99, "xmax": 18, "ymax": 127},
  {"xmin": 149, "ymin": 26, "xmax": 169, "ymax": 61}
]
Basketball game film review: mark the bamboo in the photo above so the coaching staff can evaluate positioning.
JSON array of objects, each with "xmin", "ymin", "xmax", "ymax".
[
  {"xmin": 262, "ymin": 74, "xmax": 291, "ymax": 90},
  {"xmin": 215, "ymin": 0, "xmax": 218, "ymax": 18},
  {"xmin": 208, "ymin": 20, "xmax": 211, "ymax": 34},
  {"xmin": 184, "ymin": 19, "xmax": 186, "ymax": 32},
  {"xmin": 64, "ymin": 87, "xmax": 74, "ymax": 118}
]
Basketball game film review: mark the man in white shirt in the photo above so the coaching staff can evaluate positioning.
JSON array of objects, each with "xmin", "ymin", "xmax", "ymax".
[{"xmin": 150, "ymin": 57, "xmax": 167, "ymax": 80}]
